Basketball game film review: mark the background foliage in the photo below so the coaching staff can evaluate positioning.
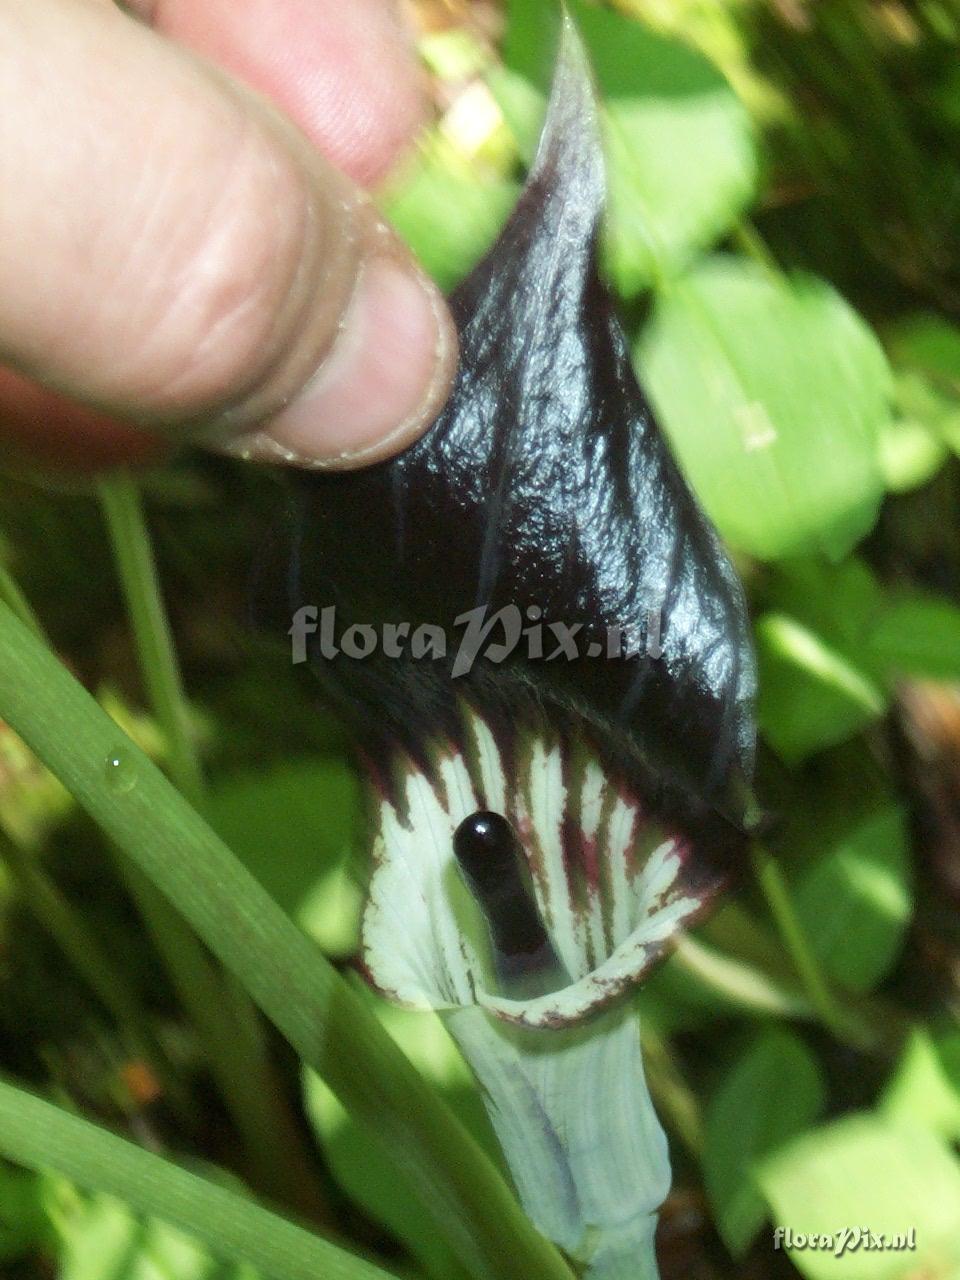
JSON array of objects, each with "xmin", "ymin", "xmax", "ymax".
[{"xmin": 3, "ymin": 1, "xmax": 960, "ymax": 1277}]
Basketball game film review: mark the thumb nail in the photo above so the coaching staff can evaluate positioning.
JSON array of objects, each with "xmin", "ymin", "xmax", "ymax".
[{"xmin": 224, "ymin": 255, "xmax": 457, "ymax": 470}]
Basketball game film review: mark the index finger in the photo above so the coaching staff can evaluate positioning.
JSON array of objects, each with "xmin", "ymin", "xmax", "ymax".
[{"xmin": 133, "ymin": 0, "xmax": 428, "ymax": 185}]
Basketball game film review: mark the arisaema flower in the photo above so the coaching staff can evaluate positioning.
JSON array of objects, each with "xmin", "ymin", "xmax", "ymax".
[{"xmin": 279, "ymin": 15, "xmax": 756, "ymax": 1278}]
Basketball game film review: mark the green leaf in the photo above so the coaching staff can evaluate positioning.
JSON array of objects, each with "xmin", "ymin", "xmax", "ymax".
[
  {"xmin": 203, "ymin": 758, "xmax": 362, "ymax": 956},
  {"xmin": 762, "ymin": 557, "xmax": 886, "ymax": 649},
  {"xmin": 792, "ymin": 805, "xmax": 912, "ymax": 995},
  {"xmin": 870, "ymin": 595, "xmax": 960, "ymax": 682},
  {"xmin": 381, "ymin": 136, "xmax": 519, "ymax": 292},
  {"xmin": 637, "ymin": 257, "xmax": 891, "ymax": 560},
  {"xmin": 704, "ymin": 1028, "xmax": 825, "ymax": 1258},
  {"xmin": 892, "ymin": 371, "xmax": 960, "ymax": 459},
  {"xmin": 758, "ymin": 1113, "xmax": 960, "ymax": 1278},
  {"xmin": 881, "ymin": 1028, "xmax": 960, "ymax": 1144},
  {"xmin": 497, "ymin": 0, "xmax": 756, "ymax": 294},
  {"xmin": 756, "ymin": 613, "xmax": 886, "ymax": 762},
  {"xmin": 0, "ymin": 1078, "xmax": 391, "ymax": 1280},
  {"xmin": 752, "ymin": 560, "xmax": 960, "ymax": 755},
  {"xmin": 773, "ymin": 752, "xmax": 914, "ymax": 997},
  {"xmin": 639, "ymin": 911, "xmax": 812, "ymax": 1032},
  {"xmin": 304, "ymin": 989, "xmax": 498, "ymax": 1280},
  {"xmin": 757, "ymin": 560, "xmax": 890, "ymax": 757}
]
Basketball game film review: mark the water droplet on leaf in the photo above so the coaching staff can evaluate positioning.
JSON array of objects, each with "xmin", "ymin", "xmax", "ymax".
[{"xmin": 104, "ymin": 750, "xmax": 136, "ymax": 795}]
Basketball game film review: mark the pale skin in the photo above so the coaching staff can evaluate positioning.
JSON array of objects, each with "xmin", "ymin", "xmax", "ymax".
[{"xmin": 0, "ymin": 0, "xmax": 459, "ymax": 471}]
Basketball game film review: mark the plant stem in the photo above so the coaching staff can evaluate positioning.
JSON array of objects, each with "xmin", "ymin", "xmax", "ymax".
[
  {"xmin": 97, "ymin": 474, "xmax": 203, "ymax": 805},
  {"xmin": 0, "ymin": 600, "xmax": 574, "ymax": 1280},
  {"xmin": 670, "ymin": 930, "xmax": 898, "ymax": 1056},
  {"xmin": 751, "ymin": 841, "xmax": 872, "ymax": 1048},
  {"xmin": 671, "ymin": 934, "xmax": 813, "ymax": 1020},
  {"xmin": 638, "ymin": 1020, "xmax": 703, "ymax": 1160},
  {"xmin": 0, "ymin": 1076, "xmax": 395, "ymax": 1280},
  {"xmin": 97, "ymin": 472, "xmax": 330, "ymax": 1221},
  {"xmin": 732, "ymin": 222, "xmax": 780, "ymax": 279}
]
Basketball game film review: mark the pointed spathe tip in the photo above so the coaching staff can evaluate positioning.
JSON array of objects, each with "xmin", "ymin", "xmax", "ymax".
[{"xmin": 527, "ymin": 5, "xmax": 605, "ymax": 209}]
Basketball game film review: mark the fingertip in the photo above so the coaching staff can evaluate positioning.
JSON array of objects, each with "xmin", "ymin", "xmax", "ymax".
[
  {"xmin": 145, "ymin": 0, "xmax": 428, "ymax": 185},
  {"xmin": 0, "ymin": 0, "xmax": 446, "ymax": 476},
  {"xmin": 223, "ymin": 254, "xmax": 458, "ymax": 469}
]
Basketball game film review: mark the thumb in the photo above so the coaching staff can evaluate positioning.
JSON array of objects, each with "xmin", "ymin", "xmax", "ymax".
[{"xmin": 0, "ymin": 0, "xmax": 456, "ymax": 470}]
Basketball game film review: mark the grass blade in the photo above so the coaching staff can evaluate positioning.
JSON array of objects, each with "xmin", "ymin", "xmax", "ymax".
[
  {"xmin": 0, "ymin": 599, "xmax": 573, "ymax": 1280},
  {"xmin": 97, "ymin": 473, "xmax": 203, "ymax": 805},
  {"xmin": 0, "ymin": 1075, "xmax": 394, "ymax": 1280},
  {"xmin": 97, "ymin": 472, "xmax": 329, "ymax": 1219}
]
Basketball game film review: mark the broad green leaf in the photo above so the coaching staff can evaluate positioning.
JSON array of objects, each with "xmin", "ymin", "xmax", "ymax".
[
  {"xmin": 758, "ymin": 1113, "xmax": 960, "ymax": 1279},
  {"xmin": 761, "ymin": 557, "xmax": 885, "ymax": 662},
  {"xmin": 756, "ymin": 613, "xmax": 886, "ymax": 762},
  {"xmin": 497, "ymin": 0, "xmax": 756, "ymax": 293},
  {"xmin": 893, "ymin": 371, "xmax": 960, "ymax": 459},
  {"xmin": 637, "ymin": 257, "xmax": 891, "ymax": 560},
  {"xmin": 381, "ymin": 136, "xmax": 519, "ymax": 292},
  {"xmin": 762, "ymin": 557, "xmax": 886, "ymax": 671},
  {"xmin": 704, "ymin": 1028, "xmax": 825, "ymax": 1257},
  {"xmin": 304, "ymin": 987, "xmax": 498, "ymax": 1280},
  {"xmin": 881, "ymin": 1028, "xmax": 960, "ymax": 1144},
  {"xmin": 773, "ymin": 751, "xmax": 913, "ymax": 994},
  {"xmin": 882, "ymin": 369, "xmax": 954, "ymax": 489},
  {"xmin": 793, "ymin": 804, "xmax": 912, "ymax": 994},
  {"xmin": 870, "ymin": 595, "xmax": 960, "ymax": 683},
  {"xmin": 753, "ymin": 560, "xmax": 960, "ymax": 753},
  {"xmin": 203, "ymin": 758, "xmax": 362, "ymax": 956},
  {"xmin": 637, "ymin": 946, "xmax": 728, "ymax": 1033}
]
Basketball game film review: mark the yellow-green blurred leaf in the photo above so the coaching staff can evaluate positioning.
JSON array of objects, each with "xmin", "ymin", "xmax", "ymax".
[{"xmin": 638, "ymin": 258, "xmax": 891, "ymax": 560}]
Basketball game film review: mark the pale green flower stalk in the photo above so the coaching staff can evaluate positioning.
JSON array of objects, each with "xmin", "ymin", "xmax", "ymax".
[{"xmin": 447, "ymin": 1009, "xmax": 667, "ymax": 1278}]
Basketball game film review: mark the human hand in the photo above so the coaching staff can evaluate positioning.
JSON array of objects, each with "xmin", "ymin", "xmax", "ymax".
[{"xmin": 0, "ymin": 0, "xmax": 457, "ymax": 471}]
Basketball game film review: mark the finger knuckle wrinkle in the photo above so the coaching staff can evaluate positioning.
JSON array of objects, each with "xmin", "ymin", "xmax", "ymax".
[{"xmin": 136, "ymin": 121, "xmax": 312, "ymax": 417}]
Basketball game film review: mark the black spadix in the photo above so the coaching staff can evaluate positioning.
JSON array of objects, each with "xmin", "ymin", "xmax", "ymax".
[
  {"xmin": 279, "ymin": 16, "xmax": 756, "ymax": 1025},
  {"xmin": 453, "ymin": 811, "xmax": 566, "ymax": 995}
]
